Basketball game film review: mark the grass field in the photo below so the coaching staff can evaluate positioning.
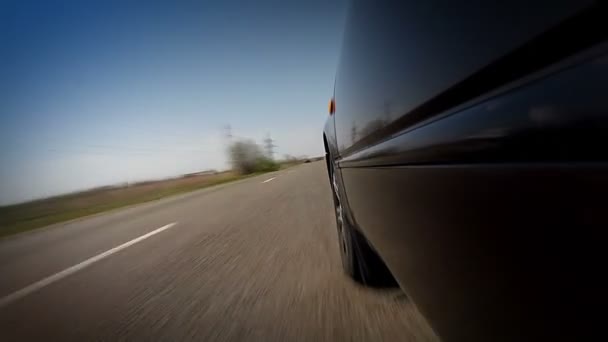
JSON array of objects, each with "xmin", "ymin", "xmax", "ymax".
[{"xmin": 0, "ymin": 170, "xmax": 254, "ymax": 239}]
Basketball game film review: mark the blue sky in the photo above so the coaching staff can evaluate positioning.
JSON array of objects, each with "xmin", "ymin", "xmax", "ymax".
[{"xmin": 0, "ymin": 0, "xmax": 347, "ymax": 205}]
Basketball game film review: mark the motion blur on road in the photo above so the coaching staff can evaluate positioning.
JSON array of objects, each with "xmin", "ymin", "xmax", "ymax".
[{"xmin": 0, "ymin": 162, "xmax": 438, "ymax": 341}]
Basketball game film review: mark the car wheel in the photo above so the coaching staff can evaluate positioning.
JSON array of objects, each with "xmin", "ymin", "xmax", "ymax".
[
  {"xmin": 329, "ymin": 161, "xmax": 397, "ymax": 287},
  {"xmin": 331, "ymin": 166, "xmax": 362, "ymax": 281},
  {"xmin": 331, "ymin": 168, "xmax": 358, "ymax": 279}
]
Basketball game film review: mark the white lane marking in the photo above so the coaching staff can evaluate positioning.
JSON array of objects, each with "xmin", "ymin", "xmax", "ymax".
[
  {"xmin": 262, "ymin": 177, "xmax": 276, "ymax": 183},
  {"xmin": 0, "ymin": 222, "xmax": 177, "ymax": 308}
]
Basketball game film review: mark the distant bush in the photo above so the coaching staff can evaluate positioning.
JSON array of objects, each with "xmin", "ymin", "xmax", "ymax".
[
  {"xmin": 254, "ymin": 157, "xmax": 280, "ymax": 172},
  {"xmin": 229, "ymin": 139, "xmax": 279, "ymax": 174}
]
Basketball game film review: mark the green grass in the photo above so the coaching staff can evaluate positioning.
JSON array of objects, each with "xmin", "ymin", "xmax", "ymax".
[{"xmin": 0, "ymin": 173, "xmax": 248, "ymax": 239}]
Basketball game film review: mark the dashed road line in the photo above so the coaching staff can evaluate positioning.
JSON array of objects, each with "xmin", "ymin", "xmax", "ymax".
[{"xmin": 0, "ymin": 222, "xmax": 177, "ymax": 308}]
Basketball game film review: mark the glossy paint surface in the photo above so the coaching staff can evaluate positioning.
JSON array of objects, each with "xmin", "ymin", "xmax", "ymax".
[
  {"xmin": 333, "ymin": 0, "xmax": 595, "ymax": 158},
  {"xmin": 340, "ymin": 51, "xmax": 608, "ymax": 167}
]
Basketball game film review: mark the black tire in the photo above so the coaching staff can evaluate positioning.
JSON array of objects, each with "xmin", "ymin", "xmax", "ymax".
[{"xmin": 329, "ymin": 160, "xmax": 397, "ymax": 287}]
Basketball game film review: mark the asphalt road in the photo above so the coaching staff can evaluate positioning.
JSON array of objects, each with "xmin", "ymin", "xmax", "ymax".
[{"xmin": 0, "ymin": 161, "xmax": 438, "ymax": 341}]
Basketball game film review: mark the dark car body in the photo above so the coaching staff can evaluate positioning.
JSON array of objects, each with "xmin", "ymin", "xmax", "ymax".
[{"xmin": 323, "ymin": 1, "xmax": 608, "ymax": 341}]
